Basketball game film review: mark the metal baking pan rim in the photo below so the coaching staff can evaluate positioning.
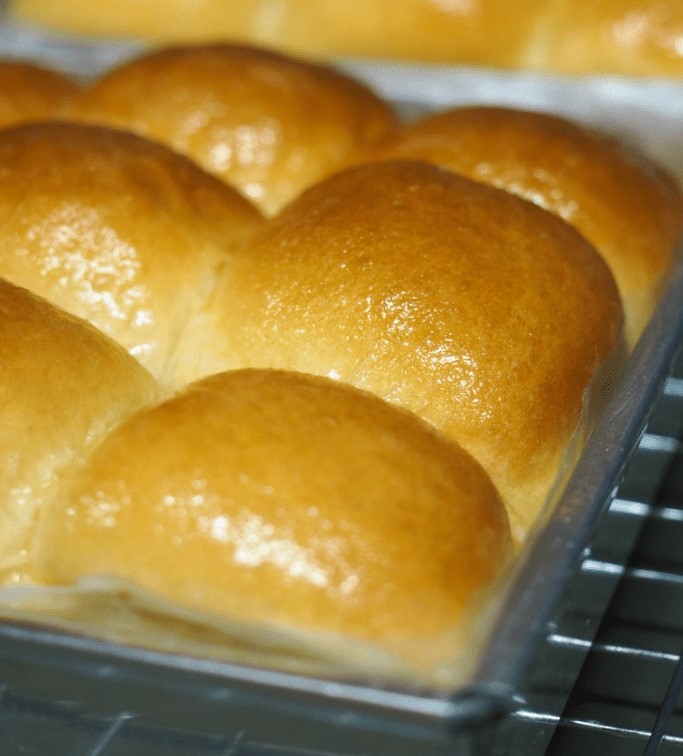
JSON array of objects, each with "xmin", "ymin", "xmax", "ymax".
[
  {"xmin": 0, "ymin": 619, "xmax": 507, "ymax": 724},
  {"xmin": 473, "ymin": 235, "xmax": 683, "ymax": 694}
]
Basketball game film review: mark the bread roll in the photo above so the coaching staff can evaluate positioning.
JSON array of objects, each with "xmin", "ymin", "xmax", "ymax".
[
  {"xmin": 362, "ymin": 106, "xmax": 683, "ymax": 348},
  {"xmin": 68, "ymin": 44, "xmax": 398, "ymax": 215},
  {"xmin": 0, "ymin": 60, "xmax": 80, "ymax": 128},
  {"xmin": 0, "ymin": 279, "xmax": 158, "ymax": 584},
  {"xmin": 34, "ymin": 368, "xmax": 511, "ymax": 667},
  {"xmin": 533, "ymin": 0, "xmax": 683, "ymax": 78},
  {"xmin": 171, "ymin": 161, "xmax": 624, "ymax": 542},
  {"xmin": 9, "ymin": 0, "xmax": 683, "ymax": 77},
  {"xmin": 0, "ymin": 122, "xmax": 263, "ymax": 383}
]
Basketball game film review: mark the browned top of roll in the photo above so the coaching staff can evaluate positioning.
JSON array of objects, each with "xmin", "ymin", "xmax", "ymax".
[
  {"xmin": 365, "ymin": 106, "xmax": 683, "ymax": 347},
  {"xmin": 534, "ymin": 0, "xmax": 683, "ymax": 78},
  {"xmin": 10, "ymin": 0, "xmax": 683, "ymax": 77},
  {"xmin": 0, "ymin": 279, "xmax": 159, "ymax": 583},
  {"xmin": 35, "ymin": 368, "xmax": 511, "ymax": 666},
  {"xmin": 171, "ymin": 160, "xmax": 624, "ymax": 542},
  {"xmin": 0, "ymin": 121, "xmax": 263, "ymax": 383},
  {"xmin": 0, "ymin": 60, "xmax": 80, "ymax": 128},
  {"xmin": 68, "ymin": 44, "xmax": 398, "ymax": 216},
  {"xmin": 9, "ymin": 0, "xmax": 536, "ymax": 69}
]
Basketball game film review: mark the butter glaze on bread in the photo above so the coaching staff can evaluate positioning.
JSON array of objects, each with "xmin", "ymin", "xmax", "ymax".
[
  {"xmin": 0, "ymin": 122, "xmax": 263, "ymax": 383},
  {"xmin": 0, "ymin": 279, "xmax": 158, "ymax": 583},
  {"xmin": 364, "ymin": 106, "xmax": 683, "ymax": 348},
  {"xmin": 0, "ymin": 61, "xmax": 80, "ymax": 128},
  {"xmin": 35, "ymin": 368, "xmax": 511, "ymax": 667},
  {"xmin": 10, "ymin": 0, "xmax": 683, "ymax": 77},
  {"xmin": 0, "ymin": 46, "xmax": 675, "ymax": 674},
  {"xmin": 171, "ymin": 160, "xmax": 624, "ymax": 542},
  {"xmin": 69, "ymin": 44, "xmax": 398, "ymax": 215}
]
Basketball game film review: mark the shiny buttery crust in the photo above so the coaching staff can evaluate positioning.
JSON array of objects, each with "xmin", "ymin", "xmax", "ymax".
[
  {"xmin": 35, "ymin": 368, "xmax": 511, "ymax": 665},
  {"xmin": 0, "ymin": 279, "xmax": 158, "ymax": 582},
  {"xmin": 364, "ymin": 106, "xmax": 683, "ymax": 348},
  {"xmin": 171, "ymin": 160, "xmax": 625, "ymax": 542},
  {"xmin": 9, "ymin": 0, "xmax": 683, "ymax": 77},
  {"xmin": 0, "ymin": 121, "xmax": 263, "ymax": 383},
  {"xmin": 0, "ymin": 44, "xmax": 670, "ymax": 670},
  {"xmin": 0, "ymin": 60, "xmax": 80, "ymax": 128},
  {"xmin": 69, "ymin": 44, "xmax": 398, "ymax": 215}
]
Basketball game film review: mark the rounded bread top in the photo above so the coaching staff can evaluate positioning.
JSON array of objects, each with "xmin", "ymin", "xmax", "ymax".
[
  {"xmin": 0, "ymin": 60, "xmax": 80, "ymax": 129},
  {"xmin": 365, "ymin": 106, "xmax": 683, "ymax": 347},
  {"xmin": 172, "ymin": 160, "xmax": 624, "ymax": 541},
  {"xmin": 9, "ymin": 0, "xmax": 683, "ymax": 77},
  {"xmin": 70, "ymin": 43, "xmax": 399, "ymax": 215},
  {"xmin": 532, "ymin": 0, "xmax": 683, "ymax": 78},
  {"xmin": 0, "ymin": 121, "xmax": 263, "ymax": 383},
  {"xmin": 35, "ymin": 368, "xmax": 511, "ymax": 666},
  {"xmin": 0, "ymin": 278, "xmax": 158, "ymax": 582}
]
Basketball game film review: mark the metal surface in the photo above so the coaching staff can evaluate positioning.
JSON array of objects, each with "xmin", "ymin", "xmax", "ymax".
[
  {"xmin": 473, "ymin": 242, "xmax": 683, "ymax": 701},
  {"xmin": 505, "ymin": 349, "xmax": 683, "ymax": 755}
]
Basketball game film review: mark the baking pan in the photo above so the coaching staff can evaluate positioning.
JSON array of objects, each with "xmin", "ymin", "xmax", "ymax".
[
  {"xmin": 0, "ymin": 7, "xmax": 682, "ymax": 752},
  {"xmin": 0, "ymin": 258, "xmax": 679, "ymax": 756}
]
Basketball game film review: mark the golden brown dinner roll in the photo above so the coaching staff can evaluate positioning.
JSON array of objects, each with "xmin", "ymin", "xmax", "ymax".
[
  {"xmin": 363, "ymin": 107, "xmax": 683, "ymax": 348},
  {"xmin": 171, "ymin": 161, "xmax": 624, "ymax": 542},
  {"xmin": 0, "ymin": 60, "xmax": 80, "ymax": 128},
  {"xmin": 0, "ymin": 121, "xmax": 263, "ymax": 383},
  {"xmin": 10, "ymin": 0, "xmax": 683, "ymax": 77},
  {"xmin": 35, "ymin": 368, "xmax": 511, "ymax": 667},
  {"xmin": 11, "ymin": 0, "xmax": 526, "ymax": 66},
  {"xmin": 536, "ymin": 0, "xmax": 683, "ymax": 78},
  {"xmin": 68, "ymin": 44, "xmax": 398, "ymax": 215},
  {"xmin": 0, "ymin": 278, "xmax": 158, "ymax": 584}
]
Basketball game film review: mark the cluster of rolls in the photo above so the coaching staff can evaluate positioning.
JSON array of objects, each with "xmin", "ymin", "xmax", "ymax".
[
  {"xmin": 8, "ymin": 0, "xmax": 683, "ymax": 78},
  {"xmin": 0, "ymin": 43, "xmax": 681, "ymax": 678}
]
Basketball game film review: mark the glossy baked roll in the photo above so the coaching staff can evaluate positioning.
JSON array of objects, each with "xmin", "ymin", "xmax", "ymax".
[
  {"xmin": 35, "ymin": 368, "xmax": 511, "ymax": 669},
  {"xmin": 0, "ymin": 279, "xmax": 158, "ymax": 583},
  {"xmin": 68, "ymin": 44, "xmax": 398, "ymax": 215},
  {"xmin": 362, "ymin": 106, "xmax": 683, "ymax": 347},
  {"xmin": 171, "ymin": 160, "xmax": 624, "ymax": 542},
  {"xmin": 0, "ymin": 60, "xmax": 80, "ymax": 128},
  {"xmin": 0, "ymin": 121, "xmax": 263, "ymax": 383},
  {"xmin": 529, "ymin": 0, "xmax": 683, "ymax": 78},
  {"xmin": 10, "ymin": 0, "xmax": 683, "ymax": 77}
]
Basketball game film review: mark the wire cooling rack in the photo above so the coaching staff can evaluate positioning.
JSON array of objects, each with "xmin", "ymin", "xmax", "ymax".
[{"xmin": 495, "ymin": 347, "xmax": 683, "ymax": 756}]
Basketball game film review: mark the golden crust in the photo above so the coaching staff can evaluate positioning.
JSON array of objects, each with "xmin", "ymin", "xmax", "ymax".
[
  {"xmin": 536, "ymin": 0, "xmax": 683, "ymax": 78},
  {"xmin": 68, "ymin": 44, "xmax": 398, "ymax": 215},
  {"xmin": 0, "ymin": 60, "xmax": 80, "ymax": 129},
  {"xmin": 172, "ymin": 160, "xmax": 624, "ymax": 542},
  {"xmin": 364, "ymin": 106, "xmax": 683, "ymax": 347},
  {"xmin": 0, "ymin": 121, "xmax": 263, "ymax": 383},
  {"xmin": 0, "ymin": 279, "xmax": 158, "ymax": 582},
  {"xmin": 10, "ymin": 0, "xmax": 683, "ymax": 77},
  {"xmin": 35, "ymin": 368, "xmax": 511, "ymax": 664}
]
